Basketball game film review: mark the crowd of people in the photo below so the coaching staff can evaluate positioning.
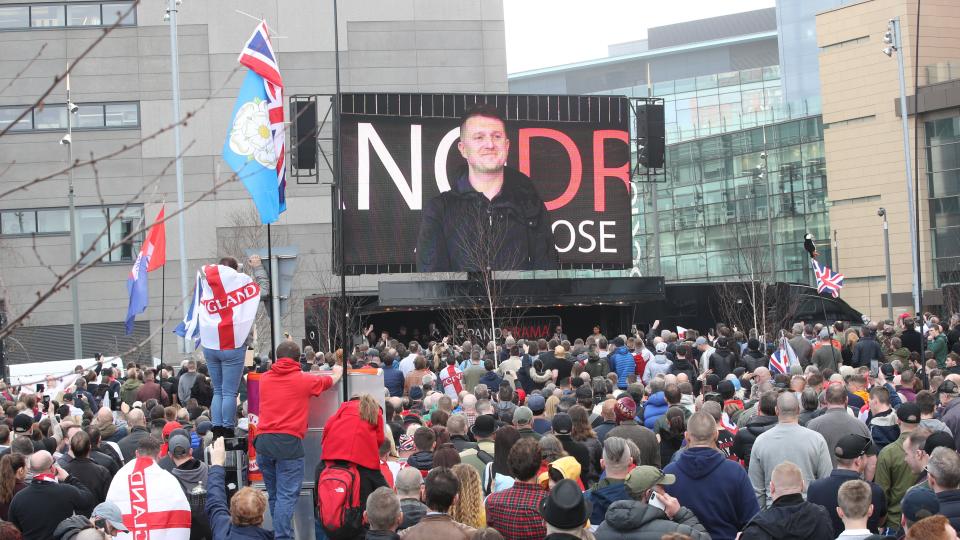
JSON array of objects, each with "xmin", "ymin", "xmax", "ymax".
[{"xmin": 1, "ymin": 313, "xmax": 960, "ymax": 539}]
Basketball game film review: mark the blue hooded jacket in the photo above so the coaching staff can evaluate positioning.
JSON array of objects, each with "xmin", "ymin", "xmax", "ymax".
[
  {"xmin": 663, "ymin": 446, "xmax": 759, "ymax": 540},
  {"xmin": 585, "ymin": 481, "xmax": 629, "ymax": 525},
  {"xmin": 642, "ymin": 392, "xmax": 669, "ymax": 430},
  {"xmin": 611, "ymin": 346, "xmax": 635, "ymax": 389},
  {"xmin": 383, "ymin": 364, "xmax": 405, "ymax": 397}
]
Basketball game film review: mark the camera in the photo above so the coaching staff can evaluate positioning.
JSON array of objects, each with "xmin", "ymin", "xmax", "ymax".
[
  {"xmin": 59, "ymin": 133, "xmax": 72, "ymax": 145},
  {"xmin": 877, "ymin": 207, "xmax": 886, "ymax": 217},
  {"xmin": 67, "ymin": 101, "xmax": 78, "ymax": 114}
]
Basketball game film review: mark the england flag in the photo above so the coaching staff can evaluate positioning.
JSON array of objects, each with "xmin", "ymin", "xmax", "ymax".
[
  {"xmin": 107, "ymin": 457, "xmax": 191, "ymax": 540},
  {"xmin": 174, "ymin": 264, "xmax": 261, "ymax": 350}
]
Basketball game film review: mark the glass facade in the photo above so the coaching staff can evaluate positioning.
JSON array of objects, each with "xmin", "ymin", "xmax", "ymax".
[
  {"xmin": 608, "ymin": 65, "xmax": 820, "ymax": 144},
  {"xmin": 632, "ymin": 115, "xmax": 830, "ymax": 283},
  {"xmin": 926, "ymin": 116, "xmax": 960, "ymax": 285}
]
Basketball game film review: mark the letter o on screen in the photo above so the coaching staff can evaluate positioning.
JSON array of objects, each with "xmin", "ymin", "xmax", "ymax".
[{"xmin": 552, "ymin": 220, "xmax": 575, "ymax": 253}]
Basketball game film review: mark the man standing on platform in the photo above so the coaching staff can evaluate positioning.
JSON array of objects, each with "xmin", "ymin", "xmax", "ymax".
[{"xmin": 255, "ymin": 341, "xmax": 342, "ymax": 540}]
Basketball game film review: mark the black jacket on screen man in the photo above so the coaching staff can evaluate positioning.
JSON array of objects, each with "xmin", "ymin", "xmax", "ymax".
[{"xmin": 416, "ymin": 167, "xmax": 558, "ymax": 272}]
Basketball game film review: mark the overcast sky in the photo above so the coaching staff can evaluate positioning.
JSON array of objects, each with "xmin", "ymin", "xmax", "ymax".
[{"xmin": 504, "ymin": 0, "xmax": 775, "ymax": 74}]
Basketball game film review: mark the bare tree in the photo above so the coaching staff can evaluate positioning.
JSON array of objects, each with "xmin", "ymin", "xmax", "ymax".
[{"xmin": 433, "ymin": 205, "xmax": 534, "ymax": 355}]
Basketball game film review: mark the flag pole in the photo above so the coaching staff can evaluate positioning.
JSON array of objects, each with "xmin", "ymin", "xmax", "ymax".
[
  {"xmin": 810, "ymin": 258, "xmax": 831, "ymax": 327},
  {"xmin": 266, "ymin": 223, "xmax": 278, "ymax": 358},
  {"xmin": 333, "ymin": 0, "xmax": 348, "ymax": 401},
  {"xmin": 160, "ymin": 263, "xmax": 166, "ymax": 364}
]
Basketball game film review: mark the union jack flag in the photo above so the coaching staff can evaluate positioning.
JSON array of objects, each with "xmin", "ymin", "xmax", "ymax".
[
  {"xmin": 238, "ymin": 22, "xmax": 286, "ymax": 214},
  {"xmin": 769, "ymin": 348, "xmax": 789, "ymax": 375},
  {"xmin": 812, "ymin": 259, "xmax": 844, "ymax": 298}
]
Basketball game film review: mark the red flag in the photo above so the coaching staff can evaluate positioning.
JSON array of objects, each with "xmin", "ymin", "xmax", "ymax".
[{"xmin": 144, "ymin": 206, "xmax": 166, "ymax": 272}]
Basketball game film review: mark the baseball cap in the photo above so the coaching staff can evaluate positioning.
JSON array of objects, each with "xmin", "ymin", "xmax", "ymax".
[
  {"xmin": 925, "ymin": 430, "xmax": 956, "ymax": 455},
  {"xmin": 131, "ymin": 400, "xmax": 143, "ymax": 410},
  {"xmin": 402, "ymin": 413, "xmax": 422, "ymax": 426},
  {"xmin": 897, "ymin": 402, "xmax": 922, "ymax": 424},
  {"xmin": 705, "ymin": 374, "xmax": 721, "ymax": 388},
  {"xmin": 196, "ymin": 421, "xmax": 213, "ymax": 436},
  {"xmin": 655, "ymin": 342, "xmax": 668, "ymax": 354},
  {"xmin": 819, "ymin": 328, "xmax": 830, "ymax": 339},
  {"xmin": 695, "ymin": 337, "xmax": 707, "ymax": 346},
  {"xmin": 624, "ymin": 466, "xmax": 675, "ymax": 498},
  {"xmin": 880, "ymin": 363, "xmax": 895, "ymax": 378},
  {"xmin": 575, "ymin": 385, "xmax": 592, "ymax": 401},
  {"xmin": 901, "ymin": 487, "xmax": 940, "ymax": 523},
  {"xmin": 409, "ymin": 386, "xmax": 424, "ymax": 401},
  {"xmin": 92, "ymin": 501, "xmax": 129, "ymax": 533},
  {"xmin": 169, "ymin": 434, "xmax": 191, "ymax": 459},
  {"xmin": 12, "ymin": 413, "xmax": 32, "ymax": 434},
  {"xmin": 941, "ymin": 379, "xmax": 960, "ymax": 396},
  {"xmin": 615, "ymin": 396, "xmax": 637, "ymax": 422},
  {"xmin": 552, "ymin": 413, "xmax": 573, "ymax": 435},
  {"xmin": 513, "ymin": 406, "xmax": 533, "ymax": 425},
  {"xmin": 527, "ymin": 394, "xmax": 546, "ymax": 414},
  {"xmin": 834, "ymin": 433, "xmax": 875, "ymax": 459},
  {"xmin": 366, "ymin": 348, "xmax": 380, "ymax": 357}
]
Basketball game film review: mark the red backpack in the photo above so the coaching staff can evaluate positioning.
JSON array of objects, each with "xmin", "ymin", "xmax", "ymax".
[{"xmin": 315, "ymin": 461, "xmax": 363, "ymax": 539}]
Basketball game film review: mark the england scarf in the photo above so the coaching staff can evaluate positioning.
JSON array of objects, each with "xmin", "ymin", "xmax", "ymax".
[
  {"xmin": 107, "ymin": 457, "xmax": 191, "ymax": 540},
  {"xmin": 175, "ymin": 264, "xmax": 261, "ymax": 350}
]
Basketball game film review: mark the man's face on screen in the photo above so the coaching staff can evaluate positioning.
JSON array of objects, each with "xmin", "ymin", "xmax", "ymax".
[{"xmin": 458, "ymin": 115, "xmax": 509, "ymax": 175}]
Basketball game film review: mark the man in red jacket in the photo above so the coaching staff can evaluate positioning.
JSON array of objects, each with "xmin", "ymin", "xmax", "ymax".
[{"xmin": 255, "ymin": 341, "xmax": 342, "ymax": 540}]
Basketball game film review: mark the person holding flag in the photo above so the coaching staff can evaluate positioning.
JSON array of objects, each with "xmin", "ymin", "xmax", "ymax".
[
  {"xmin": 769, "ymin": 333, "xmax": 800, "ymax": 376},
  {"xmin": 175, "ymin": 255, "xmax": 269, "ymax": 439},
  {"xmin": 125, "ymin": 206, "xmax": 166, "ymax": 334}
]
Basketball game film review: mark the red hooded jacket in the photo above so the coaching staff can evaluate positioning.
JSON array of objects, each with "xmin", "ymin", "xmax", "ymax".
[
  {"xmin": 320, "ymin": 398, "xmax": 384, "ymax": 470},
  {"xmin": 257, "ymin": 358, "xmax": 334, "ymax": 439}
]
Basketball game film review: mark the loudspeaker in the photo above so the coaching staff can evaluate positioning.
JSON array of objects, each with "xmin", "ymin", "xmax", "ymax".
[
  {"xmin": 637, "ymin": 103, "xmax": 665, "ymax": 169},
  {"xmin": 291, "ymin": 100, "xmax": 317, "ymax": 170}
]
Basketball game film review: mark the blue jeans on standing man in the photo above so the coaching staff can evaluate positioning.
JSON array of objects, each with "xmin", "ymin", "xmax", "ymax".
[
  {"xmin": 202, "ymin": 346, "xmax": 245, "ymax": 428},
  {"xmin": 256, "ymin": 452, "xmax": 304, "ymax": 540}
]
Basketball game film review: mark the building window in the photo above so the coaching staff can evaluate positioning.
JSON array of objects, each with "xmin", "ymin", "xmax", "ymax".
[
  {"xmin": 0, "ymin": 205, "xmax": 143, "ymax": 263},
  {"xmin": 0, "ymin": 2, "xmax": 135, "ymax": 30},
  {"xmin": 30, "ymin": 5, "xmax": 64, "ymax": 27},
  {"xmin": 0, "ymin": 101, "xmax": 139, "ymax": 132},
  {"xmin": 0, "ymin": 6, "xmax": 29, "ymax": 28},
  {"xmin": 67, "ymin": 4, "xmax": 101, "ymax": 26}
]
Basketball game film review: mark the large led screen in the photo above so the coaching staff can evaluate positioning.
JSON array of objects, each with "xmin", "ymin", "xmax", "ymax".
[{"xmin": 339, "ymin": 93, "xmax": 632, "ymax": 272}]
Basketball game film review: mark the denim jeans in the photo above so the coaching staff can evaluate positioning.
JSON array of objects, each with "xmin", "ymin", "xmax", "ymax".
[
  {"xmin": 256, "ymin": 453, "xmax": 304, "ymax": 540},
  {"xmin": 202, "ymin": 346, "xmax": 245, "ymax": 428}
]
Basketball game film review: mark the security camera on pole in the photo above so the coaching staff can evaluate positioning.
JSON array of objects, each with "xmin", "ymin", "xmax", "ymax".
[
  {"xmin": 62, "ymin": 74, "xmax": 82, "ymax": 359},
  {"xmin": 882, "ymin": 17, "xmax": 921, "ymax": 316}
]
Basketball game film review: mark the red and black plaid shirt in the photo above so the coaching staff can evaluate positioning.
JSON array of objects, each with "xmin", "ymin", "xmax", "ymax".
[{"xmin": 485, "ymin": 481, "xmax": 547, "ymax": 540}]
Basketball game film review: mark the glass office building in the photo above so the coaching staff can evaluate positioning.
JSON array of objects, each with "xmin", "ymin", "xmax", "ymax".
[
  {"xmin": 601, "ymin": 65, "xmax": 830, "ymax": 283},
  {"xmin": 927, "ymin": 116, "xmax": 960, "ymax": 286}
]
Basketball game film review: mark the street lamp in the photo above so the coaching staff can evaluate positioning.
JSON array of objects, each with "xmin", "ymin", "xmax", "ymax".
[
  {"xmin": 882, "ymin": 17, "xmax": 921, "ymax": 316},
  {"xmin": 166, "ymin": 0, "xmax": 191, "ymax": 354},
  {"xmin": 879, "ymin": 208, "xmax": 894, "ymax": 321}
]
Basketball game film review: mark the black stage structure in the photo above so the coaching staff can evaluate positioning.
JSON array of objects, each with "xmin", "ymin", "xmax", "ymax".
[{"xmin": 303, "ymin": 278, "xmax": 863, "ymax": 351}]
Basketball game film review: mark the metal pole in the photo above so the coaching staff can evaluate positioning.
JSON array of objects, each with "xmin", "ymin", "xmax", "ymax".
[
  {"xmin": 833, "ymin": 229, "xmax": 840, "ymax": 271},
  {"xmin": 646, "ymin": 64, "xmax": 661, "ymax": 276},
  {"xmin": 267, "ymin": 225, "xmax": 280, "ymax": 356},
  {"xmin": 168, "ymin": 0, "xmax": 191, "ymax": 354},
  {"xmin": 892, "ymin": 17, "xmax": 921, "ymax": 315},
  {"xmin": 332, "ymin": 0, "xmax": 348, "ymax": 399},
  {"xmin": 881, "ymin": 209, "xmax": 894, "ymax": 321},
  {"xmin": 65, "ymin": 74, "xmax": 82, "ymax": 359},
  {"xmin": 160, "ymin": 263, "xmax": 166, "ymax": 363}
]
